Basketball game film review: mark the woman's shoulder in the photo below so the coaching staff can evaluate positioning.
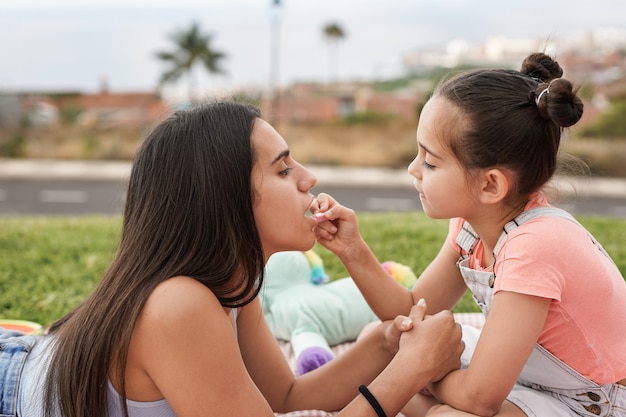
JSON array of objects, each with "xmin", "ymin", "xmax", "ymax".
[
  {"xmin": 152, "ymin": 275, "xmax": 212, "ymax": 295},
  {"xmin": 131, "ymin": 276, "xmax": 235, "ymax": 367},
  {"xmin": 141, "ymin": 276, "xmax": 224, "ymax": 328}
]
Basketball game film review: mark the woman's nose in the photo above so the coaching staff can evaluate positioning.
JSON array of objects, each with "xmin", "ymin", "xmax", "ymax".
[{"xmin": 300, "ymin": 167, "xmax": 317, "ymax": 191}]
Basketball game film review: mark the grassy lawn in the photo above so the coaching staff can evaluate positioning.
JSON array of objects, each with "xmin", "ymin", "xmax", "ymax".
[{"xmin": 1, "ymin": 213, "xmax": 625, "ymax": 326}]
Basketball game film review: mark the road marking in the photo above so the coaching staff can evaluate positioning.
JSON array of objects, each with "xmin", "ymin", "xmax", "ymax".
[
  {"xmin": 39, "ymin": 190, "xmax": 88, "ymax": 203},
  {"xmin": 365, "ymin": 197, "xmax": 416, "ymax": 211}
]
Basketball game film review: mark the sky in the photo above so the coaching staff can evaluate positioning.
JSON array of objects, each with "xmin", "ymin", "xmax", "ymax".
[{"xmin": 1, "ymin": 0, "xmax": 625, "ymax": 98}]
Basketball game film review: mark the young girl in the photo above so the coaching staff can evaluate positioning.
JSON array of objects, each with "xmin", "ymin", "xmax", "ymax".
[
  {"xmin": 0, "ymin": 100, "xmax": 464, "ymax": 417},
  {"xmin": 312, "ymin": 53, "xmax": 626, "ymax": 416}
]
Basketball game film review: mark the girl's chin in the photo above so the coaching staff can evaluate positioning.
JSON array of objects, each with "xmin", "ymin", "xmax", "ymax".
[{"xmin": 419, "ymin": 203, "xmax": 436, "ymax": 218}]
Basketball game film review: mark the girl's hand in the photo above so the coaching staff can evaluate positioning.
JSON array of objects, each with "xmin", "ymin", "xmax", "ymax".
[{"xmin": 310, "ymin": 193, "xmax": 362, "ymax": 256}]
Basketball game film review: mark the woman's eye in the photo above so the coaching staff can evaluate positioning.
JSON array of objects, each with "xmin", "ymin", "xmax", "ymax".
[{"xmin": 280, "ymin": 167, "xmax": 294, "ymax": 176}]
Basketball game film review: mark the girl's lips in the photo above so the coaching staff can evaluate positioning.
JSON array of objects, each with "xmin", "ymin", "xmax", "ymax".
[{"xmin": 413, "ymin": 183, "xmax": 425, "ymax": 199}]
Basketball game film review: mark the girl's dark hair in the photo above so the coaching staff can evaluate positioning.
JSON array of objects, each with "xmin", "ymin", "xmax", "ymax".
[
  {"xmin": 43, "ymin": 100, "xmax": 264, "ymax": 417},
  {"xmin": 433, "ymin": 52, "xmax": 584, "ymax": 198}
]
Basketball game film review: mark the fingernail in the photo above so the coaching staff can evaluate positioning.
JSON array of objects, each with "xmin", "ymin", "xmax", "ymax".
[
  {"xmin": 402, "ymin": 318, "xmax": 412, "ymax": 328},
  {"xmin": 417, "ymin": 298, "xmax": 426, "ymax": 307},
  {"xmin": 311, "ymin": 213, "xmax": 326, "ymax": 223}
]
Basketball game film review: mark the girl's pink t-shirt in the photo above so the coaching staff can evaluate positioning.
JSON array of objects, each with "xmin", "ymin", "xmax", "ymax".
[{"xmin": 449, "ymin": 192, "xmax": 626, "ymax": 384}]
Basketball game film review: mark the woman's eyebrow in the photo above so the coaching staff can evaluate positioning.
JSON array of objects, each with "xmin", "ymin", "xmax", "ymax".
[
  {"xmin": 271, "ymin": 150, "xmax": 290, "ymax": 165},
  {"xmin": 418, "ymin": 141, "xmax": 443, "ymax": 160}
]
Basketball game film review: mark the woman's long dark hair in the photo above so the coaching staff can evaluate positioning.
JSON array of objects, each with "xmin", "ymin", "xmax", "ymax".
[{"xmin": 43, "ymin": 100, "xmax": 265, "ymax": 417}]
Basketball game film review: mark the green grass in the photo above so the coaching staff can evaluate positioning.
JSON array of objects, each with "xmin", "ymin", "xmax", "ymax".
[
  {"xmin": 0, "ymin": 217, "xmax": 121, "ymax": 324},
  {"xmin": 1, "ymin": 213, "xmax": 625, "ymax": 325}
]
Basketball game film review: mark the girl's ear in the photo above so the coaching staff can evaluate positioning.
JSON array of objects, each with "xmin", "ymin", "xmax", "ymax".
[{"xmin": 478, "ymin": 168, "xmax": 511, "ymax": 204}]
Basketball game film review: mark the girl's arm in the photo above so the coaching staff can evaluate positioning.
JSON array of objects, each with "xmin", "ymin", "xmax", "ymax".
[
  {"xmin": 313, "ymin": 194, "xmax": 465, "ymax": 319},
  {"xmin": 427, "ymin": 291, "xmax": 551, "ymax": 416},
  {"xmin": 409, "ymin": 242, "xmax": 468, "ymax": 315}
]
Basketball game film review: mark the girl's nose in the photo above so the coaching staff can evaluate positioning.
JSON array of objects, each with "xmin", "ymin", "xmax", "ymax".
[{"xmin": 408, "ymin": 157, "xmax": 421, "ymax": 180}]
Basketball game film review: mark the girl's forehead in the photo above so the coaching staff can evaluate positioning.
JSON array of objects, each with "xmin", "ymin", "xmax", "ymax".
[{"xmin": 419, "ymin": 97, "xmax": 467, "ymax": 149}]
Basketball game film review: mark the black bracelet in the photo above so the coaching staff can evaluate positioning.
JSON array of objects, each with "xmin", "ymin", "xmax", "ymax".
[{"xmin": 358, "ymin": 384, "xmax": 387, "ymax": 417}]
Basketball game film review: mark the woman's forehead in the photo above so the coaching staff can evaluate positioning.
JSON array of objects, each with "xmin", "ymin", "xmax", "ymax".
[{"xmin": 251, "ymin": 119, "xmax": 289, "ymax": 164}]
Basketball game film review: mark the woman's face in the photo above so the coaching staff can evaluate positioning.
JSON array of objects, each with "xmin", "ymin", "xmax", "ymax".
[{"xmin": 251, "ymin": 118, "xmax": 319, "ymax": 260}]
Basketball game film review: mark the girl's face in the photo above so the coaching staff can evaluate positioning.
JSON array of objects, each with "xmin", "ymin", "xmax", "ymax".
[
  {"xmin": 251, "ymin": 118, "xmax": 319, "ymax": 260},
  {"xmin": 408, "ymin": 97, "xmax": 477, "ymax": 220}
]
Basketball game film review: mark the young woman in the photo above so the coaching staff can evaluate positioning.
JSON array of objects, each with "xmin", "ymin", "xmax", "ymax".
[
  {"xmin": 311, "ymin": 53, "xmax": 626, "ymax": 416},
  {"xmin": 0, "ymin": 100, "xmax": 463, "ymax": 417}
]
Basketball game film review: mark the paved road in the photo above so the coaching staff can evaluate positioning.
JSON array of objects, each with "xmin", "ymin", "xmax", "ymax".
[
  {"xmin": 1, "ymin": 178, "xmax": 626, "ymax": 218},
  {"xmin": 0, "ymin": 178, "xmax": 126, "ymax": 215},
  {"xmin": 1, "ymin": 160, "xmax": 625, "ymax": 216},
  {"xmin": 315, "ymin": 185, "xmax": 626, "ymax": 218}
]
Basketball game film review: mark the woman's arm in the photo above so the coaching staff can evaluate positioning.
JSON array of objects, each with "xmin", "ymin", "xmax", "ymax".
[
  {"xmin": 238, "ymin": 294, "xmax": 412, "ymax": 412},
  {"xmin": 240, "ymin": 297, "xmax": 463, "ymax": 415},
  {"xmin": 129, "ymin": 276, "xmax": 276, "ymax": 416},
  {"xmin": 132, "ymin": 275, "xmax": 462, "ymax": 416},
  {"xmin": 333, "ymin": 303, "xmax": 464, "ymax": 417},
  {"xmin": 427, "ymin": 291, "xmax": 550, "ymax": 416}
]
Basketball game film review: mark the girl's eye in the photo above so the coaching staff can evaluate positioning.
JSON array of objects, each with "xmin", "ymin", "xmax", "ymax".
[
  {"xmin": 422, "ymin": 161, "xmax": 436, "ymax": 170},
  {"xmin": 280, "ymin": 167, "xmax": 294, "ymax": 176}
]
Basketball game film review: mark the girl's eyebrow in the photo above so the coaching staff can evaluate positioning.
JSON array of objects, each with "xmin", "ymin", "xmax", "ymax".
[
  {"xmin": 271, "ymin": 149, "xmax": 290, "ymax": 165},
  {"xmin": 418, "ymin": 141, "xmax": 443, "ymax": 160}
]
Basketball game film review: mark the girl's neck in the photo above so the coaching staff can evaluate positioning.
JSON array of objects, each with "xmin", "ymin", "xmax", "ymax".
[{"xmin": 466, "ymin": 201, "xmax": 528, "ymax": 259}]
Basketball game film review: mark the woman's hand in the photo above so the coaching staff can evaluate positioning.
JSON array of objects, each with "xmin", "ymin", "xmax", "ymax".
[
  {"xmin": 398, "ymin": 300, "xmax": 464, "ymax": 386},
  {"xmin": 365, "ymin": 313, "xmax": 416, "ymax": 358},
  {"xmin": 367, "ymin": 299, "xmax": 464, "ymax": 385}
]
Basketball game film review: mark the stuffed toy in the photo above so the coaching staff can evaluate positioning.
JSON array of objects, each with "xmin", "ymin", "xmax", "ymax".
[{"xmin": 260, "ymin": 250, "xmax": 417, "ymax": 375}]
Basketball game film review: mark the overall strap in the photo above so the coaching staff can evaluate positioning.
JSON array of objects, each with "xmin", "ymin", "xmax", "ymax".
[
  {"xmin": 494, "ymin": 207, "xmax": 574, "ymax": 256},
  {"xmin": 494, "ymin": 207, "xmax": 610, "ymax": 259},
  {"xmin": 456, "ymin": 206, "xmax": 610, "ymax": 259},
  {"xmin": 456, "ymin": 221, "xmax": 480, "ymax": 256}
]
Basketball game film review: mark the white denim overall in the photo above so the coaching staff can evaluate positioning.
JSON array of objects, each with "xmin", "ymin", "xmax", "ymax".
[{"xmin": 456, "ymin": 207, "xmax": 626, "ymax": 416}]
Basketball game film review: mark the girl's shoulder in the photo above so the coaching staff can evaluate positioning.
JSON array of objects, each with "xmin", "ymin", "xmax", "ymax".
[{"xmin": 502, "ymin": 214, "xmax": 594, "ymax": 262}]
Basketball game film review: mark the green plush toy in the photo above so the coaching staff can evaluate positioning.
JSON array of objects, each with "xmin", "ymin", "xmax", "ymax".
[{"xmin": 260, "ymin": 250, "xmax": 417, "ymax": 375}]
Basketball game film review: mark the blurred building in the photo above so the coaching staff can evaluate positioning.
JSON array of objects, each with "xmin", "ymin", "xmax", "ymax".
[
  {"xmin": 0, "ymin": 88, "xmax": 169, "ymax": 130},
  {"xmin": 261, "ymin": 82, "xmax": 423, "ymax": 124},
  {"xmin": 2, "ymin": 27, "xmax": 623, "ymax": 129}
]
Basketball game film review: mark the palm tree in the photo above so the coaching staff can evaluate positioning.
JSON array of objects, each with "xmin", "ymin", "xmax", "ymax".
[
  {"xmin": 322, "ymin": 22, "xmax": 346, "ymax": 89},
  {"xmin": 155, "ymin": 21, "xmax": 226, "ymax": 102}
]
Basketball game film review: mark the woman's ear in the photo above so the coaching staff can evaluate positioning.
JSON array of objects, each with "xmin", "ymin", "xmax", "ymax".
[{"xmin": 478, "ymin": 168, "xmax": 510, "ymax": 204}]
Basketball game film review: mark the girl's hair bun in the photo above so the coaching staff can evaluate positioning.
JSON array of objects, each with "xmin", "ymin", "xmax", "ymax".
[
  {"xmin": 522, "ymin": 53, "xmax": 583, "ymax": 127},
  {"xmin": 521, "ymin": 52, "xmax": 563, "ymax": 83}
]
